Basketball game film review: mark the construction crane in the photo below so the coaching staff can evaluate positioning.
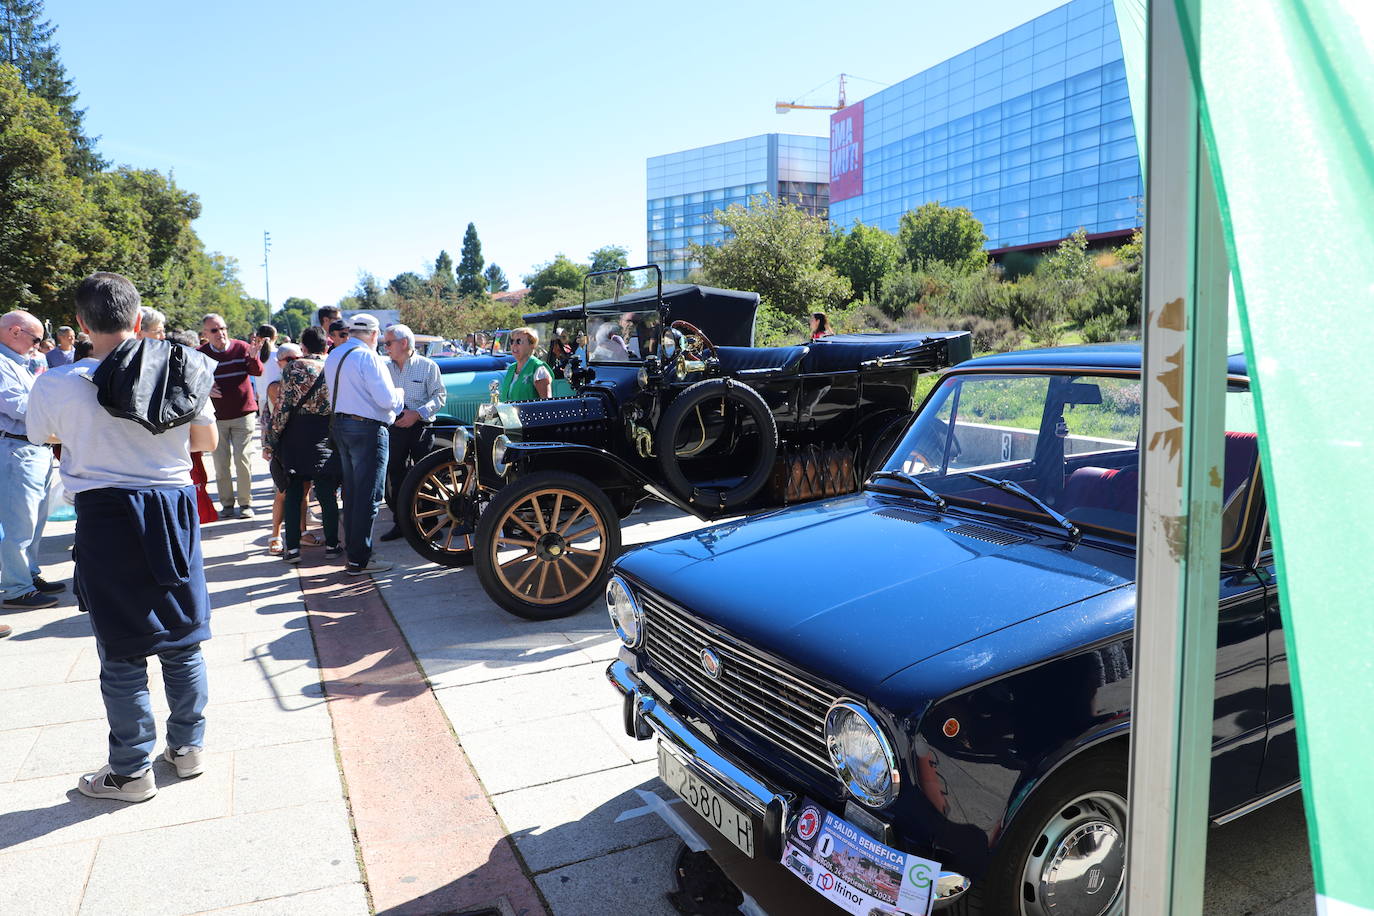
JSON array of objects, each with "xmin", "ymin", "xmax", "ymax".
[{"xmin": 775, "ymin": 74, "xmax": 848, "ymax": 113}]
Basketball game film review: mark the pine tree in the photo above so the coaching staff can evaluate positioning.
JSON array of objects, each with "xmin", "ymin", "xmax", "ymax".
[
  {"xmin": 457, "ymin": 222, "xmax": 485, "ymax": 296},
  {"xmin": 429, "ymin": 250, "xmax": 458, "ymax": 301},
  {"xmin": 484, "ymin": 263, "xmax": 508, "ymax": 293},
  {"xmin": 1, "ymin": 0, "xmax": 104, "ymax": 175}
]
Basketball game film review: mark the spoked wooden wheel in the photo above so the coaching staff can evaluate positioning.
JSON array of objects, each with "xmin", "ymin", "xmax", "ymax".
[
  {"xmin": 397, "ymin": 450, "xmax": 477, "ymax": 567},
  {"xmin": 475, "ymin": 471, "xmax": 621, "ymax": 620}
]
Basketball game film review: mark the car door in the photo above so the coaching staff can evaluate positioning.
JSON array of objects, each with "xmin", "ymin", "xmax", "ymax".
[{"xmin": 1253, "ymin": 523, "xmax": 1300, "ymax": 795}]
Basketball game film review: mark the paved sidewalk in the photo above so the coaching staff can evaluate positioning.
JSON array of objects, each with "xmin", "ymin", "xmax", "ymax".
[{"xmin": 0, "ymin": 491, "xmax": 366, "ymax": 915}]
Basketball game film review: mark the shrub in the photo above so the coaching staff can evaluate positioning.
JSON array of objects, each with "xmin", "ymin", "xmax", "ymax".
[
  {"xmin": 754, "ymin": 302, "xmax": 808, "ymax": 347},
  {"xmin": 1082, "ymin": 307, "xmax": 1131, "ymax": 343}
]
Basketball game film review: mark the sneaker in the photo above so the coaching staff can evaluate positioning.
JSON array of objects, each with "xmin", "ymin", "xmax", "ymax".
[
  {"xmin": 31, "ymin": 576, "xmax": 65, "ymax": 594},
  {"xmin": 162, "ymin": 745, "xmax": 204, "ymax": 778},
  {"xmin": 282, "ymin": 548, "xmax": 301, "ymax": 564},
  {"xmin": 239, "ymin": 506, "xmax": 255, "ymax": 519},
  {"xmin": 0, "ymin": 623, "xmax": 11, "ymax": 638},
  {"xmin": 221, "ymin": 505, "xmax": 240, "ymax": 519},
  {"xmin": 379, "ymin": 526, "xmax": 403, "ymax": 541},
  {"xmin": 77, "ymin": 765, "xmax": 157, "ymax": 803},
  {"xmin": 323, "ymin": 545, "xmax": 345, "ymax": 560},
  {"xmin": 346, "ymin": 559, "xmax": 394, "ymax": 576},
  {"xmin": 2, "ymin": 589, "xmax": 58, "ymax": 610}
]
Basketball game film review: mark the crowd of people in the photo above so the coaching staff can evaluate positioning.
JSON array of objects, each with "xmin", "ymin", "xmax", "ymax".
[{"xmin": 0, "ymin": 273, "xmax": 452, "ymax": 803}]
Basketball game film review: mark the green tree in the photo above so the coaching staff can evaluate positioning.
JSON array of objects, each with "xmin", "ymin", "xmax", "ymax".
[
  {"xmin": 588, "ymin": 245, "xmax": 629, "ymax": 274},
  {"xmin": 690, "ymin": 195, "xmax": 850, "ymax": 319},
  {"xmin": 387, "ymin": 271, "xmax": 425, "ymax": 300},
  {"xmin": 0, "ymin": 1, "xmax": 103, "ymax": 174},
  {"xmin": 352, "ymin": 272, "xmax": 385, "ymax": 310},
  {"xmin": 522, "ymin": 254, "xmax": 587, "ymax": 308},
  {"xmin": 272, "ymin": 297, "xmax": 316, "ymax": 338},
  {"xmin": 483, "ymin": 263, "xmax": 508, "ymax": 293},
  {"xmin": 1037, "ymin": 228, "xmax": 1094, "ymax": 313},
  {"xmin": 457, "ymin": 222, "xmax": 486, "ymax": 296},
  {"xmin": 823, "ymin": 221, "xmax": 901, "ymax": 303},
  {"xmin": 430, "ymin": 249, "xmax": 457, "ymax": 300},
  {"xmin": 0, "ymin": 63, "xmax": 105, "ymax": 320},
  {"xmin": 897, "ymin": 201, "xmax": 988, "ymax": 275}
]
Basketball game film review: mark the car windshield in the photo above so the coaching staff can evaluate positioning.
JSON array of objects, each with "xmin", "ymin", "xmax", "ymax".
[
  {"xmin": 878, "ymin": 372, "xmax": 1260, "ymax": 543},
  {"xmin": 587, "ymin": 308, "xmax": 661, "ymax": 363}
]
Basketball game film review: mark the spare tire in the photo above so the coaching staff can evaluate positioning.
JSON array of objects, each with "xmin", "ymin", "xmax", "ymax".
[{"xmin": 656, "ymin": 378, "xmax": 778, "ymax": 511}]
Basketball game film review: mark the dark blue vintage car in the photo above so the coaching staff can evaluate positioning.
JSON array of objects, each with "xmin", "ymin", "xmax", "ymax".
[{"xmin": 606, "ymin": 343, "xmax": 1290, "ymax": 915}]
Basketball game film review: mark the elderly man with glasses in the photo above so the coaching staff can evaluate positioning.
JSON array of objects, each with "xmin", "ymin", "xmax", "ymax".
[
  {"xmin": 198, "ymin": 313, "xmax": 263, "ymax": 519},
  {"xmin": 378, "ymin": 324, "xmax": 446, "ymax": 541},
  {"xmin": 0, "ymin": 309, "xmax": 65, "ymax": 618}
]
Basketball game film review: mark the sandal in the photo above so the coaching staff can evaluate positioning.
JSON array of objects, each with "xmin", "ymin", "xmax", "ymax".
[
  {"xmin": 267, "ymin": 535, "xmax": 283, "ymax": 555},
  {"xmin": 300, "ymin": 532, "xmax": 324, "ymax": 547}
]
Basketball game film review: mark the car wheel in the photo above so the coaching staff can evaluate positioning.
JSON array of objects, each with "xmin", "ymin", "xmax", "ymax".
[
  {"xmin": 396, "ymin": 450, "xmax": 476, "ymax": 567},
  {"xmin": 475, "ymin": 470, "xmax": 621, "ymax": 620},
  {"xmin": 950, "ymin": 747, "xmax": 1127, "ymax": 916}
]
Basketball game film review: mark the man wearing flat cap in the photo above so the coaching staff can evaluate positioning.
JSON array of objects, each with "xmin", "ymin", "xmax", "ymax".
[{"xmin": 323, "ymin": 314, "xmax": 403, "ymax": 576}]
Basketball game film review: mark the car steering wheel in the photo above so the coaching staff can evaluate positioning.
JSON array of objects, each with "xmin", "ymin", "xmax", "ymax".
[{"xmin": 670, "ymin": 320, "xmax": 717, "ymax": 362}]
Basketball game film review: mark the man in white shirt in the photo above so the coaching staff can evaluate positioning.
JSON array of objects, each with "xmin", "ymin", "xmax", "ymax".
[
  {"xmin": 323, "ymin": 314, "xmax": 403, "ymax": 576},
  {"xmin": 27, "ymin": 271, "xmax": 219, "ymax": 803},
  {"xmin": 379, "ymin": 324, "xmax": 446, "ymax": 541}
]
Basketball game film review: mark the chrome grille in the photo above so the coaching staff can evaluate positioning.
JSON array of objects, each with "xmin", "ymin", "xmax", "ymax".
[{"xmin": 639, "ymin": 589, "xmax": 837, "ymax": 779}]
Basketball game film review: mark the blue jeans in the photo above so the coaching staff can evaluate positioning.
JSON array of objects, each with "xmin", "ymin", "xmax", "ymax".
[
  {"xmin": 0, "ymin": 438, "xmax": 52, "ymax": 599},
  {"xmin": 334, "ymin": 416, "xmax": 388, "ymax": 566},
  {"xmin": 97, "ymin": 642, "xmax": 208, "ymax": 775}
]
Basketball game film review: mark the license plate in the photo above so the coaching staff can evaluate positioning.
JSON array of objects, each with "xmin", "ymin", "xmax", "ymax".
[{"xmin": 657, "ymin": 743, "xmax": 757, "ymax": 858}]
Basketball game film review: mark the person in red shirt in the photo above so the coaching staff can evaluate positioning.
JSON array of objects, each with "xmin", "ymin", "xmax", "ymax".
[{"xmin": 197, "ymin": 313, "xmax": 263, "ymax": 518}]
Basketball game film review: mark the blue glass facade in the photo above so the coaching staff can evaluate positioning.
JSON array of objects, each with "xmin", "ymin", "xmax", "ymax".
[
  {"xmin": 647, "ymin": 134, "xmax": 830, "ymax": 281},
  {"xmin": 829, "ymin": 0, "xmax": 1140, "ymax": 249}
]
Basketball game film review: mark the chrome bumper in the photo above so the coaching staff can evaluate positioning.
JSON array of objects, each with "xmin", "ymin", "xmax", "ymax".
[{"xmin": 606, "ymin": 659, "xmax": 970, "ymax": 908}]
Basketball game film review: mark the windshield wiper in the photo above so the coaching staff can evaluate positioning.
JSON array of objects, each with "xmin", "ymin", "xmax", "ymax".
[
  {"xmin": 965, "ymin": 473, "xmax": 1080, "ymax": 541},
  {"xmin": 866, "ymin": 470, "xmax": 947, "ymax": 511}
]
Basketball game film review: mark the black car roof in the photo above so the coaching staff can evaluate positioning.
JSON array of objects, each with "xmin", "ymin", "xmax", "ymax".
[{"xmin": 958, "ymin": 342, "xmax": 1249, "ymax": 378}]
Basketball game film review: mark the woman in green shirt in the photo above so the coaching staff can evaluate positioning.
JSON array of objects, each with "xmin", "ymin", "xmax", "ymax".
[{"xmin": 498, "ymin": 326, "xmax": 552, "ymax": 402}]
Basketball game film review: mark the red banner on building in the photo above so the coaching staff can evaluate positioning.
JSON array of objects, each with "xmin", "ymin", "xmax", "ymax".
[{"xmin": 829, "ymin": 101, "xmax": 864, "ymax": 202}]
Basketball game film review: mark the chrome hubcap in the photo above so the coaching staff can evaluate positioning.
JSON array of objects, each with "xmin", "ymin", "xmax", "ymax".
[{"xmin": 1022, "ymin": 790, "xmax": 1126, "ymax": 916}]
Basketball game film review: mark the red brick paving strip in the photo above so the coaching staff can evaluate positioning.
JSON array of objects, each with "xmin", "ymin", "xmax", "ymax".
[{"xmin": 296, "ymin": 561, "xmax": 548, "ymax": 916}]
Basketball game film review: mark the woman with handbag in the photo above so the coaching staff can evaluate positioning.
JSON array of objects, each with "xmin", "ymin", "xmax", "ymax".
[{"xmin": 265, "ymin": 328, "xmax": 341, "ymax": 564}]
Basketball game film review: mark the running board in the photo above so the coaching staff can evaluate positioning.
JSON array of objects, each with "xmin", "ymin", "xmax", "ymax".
[{"xmin": 1211, "ymin": 781, "xmax": 1301, "ymax": 826}]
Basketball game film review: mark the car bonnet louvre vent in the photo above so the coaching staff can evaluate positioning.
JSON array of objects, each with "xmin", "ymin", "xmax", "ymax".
[
  {"xmin": 873, "ymin": 507, "xmax": 933, "ymax": 525},
  {"xmin": 638, "ymin": 589, "xmax": 837, "ymax": 780},
  {"xmin": 946, "ymin": 523, "xmax": 1029, "ymax": 546}
]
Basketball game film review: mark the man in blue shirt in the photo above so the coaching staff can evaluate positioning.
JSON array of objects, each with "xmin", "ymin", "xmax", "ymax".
[
  {"xmin": 0, "ymin": 309, "xmax": 65, "ymax": 612},
  {"xmin": 324, "ymin": 314, "xmax": 403, "ymax": 576}
]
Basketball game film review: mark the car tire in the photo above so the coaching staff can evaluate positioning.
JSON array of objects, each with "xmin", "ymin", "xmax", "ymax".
[
  {"xmin": 948, "ymin": 745, "xmax": 1128, "ymax": 916},
  {"xmin": 396, "ymin": 450, "xmax": 476, "ymax": 568},
  {"xmin": 655, "ymin": 377, "xmax": 778, "ymax": 512},
  {"xmin": 475, "ymin": 470, "xmax": 621, "ymax": 620}
]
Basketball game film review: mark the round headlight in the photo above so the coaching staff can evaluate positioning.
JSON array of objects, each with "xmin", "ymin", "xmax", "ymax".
[
  {"xmin": 606, "ymin": 576, "xmax": 644, "ymax": 647},
  {"xmin": 824, "ymin": 700, "xmax": 900, "ymax": 808},
  {"xmin": 451, "ymin": 427, "xmax": 470, "ymax": 463},
  {"xmin": 491, "ymin": 434, "xmax": 513, "ymax": 476},
  {"xmin": 637, "ymin": 367, "xmax": 650, "ymax": 388}
]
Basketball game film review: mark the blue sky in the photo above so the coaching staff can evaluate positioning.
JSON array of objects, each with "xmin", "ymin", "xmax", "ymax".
[{"xmin": 48, "ymin": 0, "xmax": 1064, "ymax": 307}]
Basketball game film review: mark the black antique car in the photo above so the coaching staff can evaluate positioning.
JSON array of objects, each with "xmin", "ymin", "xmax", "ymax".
[
  {"xmin": 395, "ymin": 266, "xmax": 971, "ymax": 620},
  {"xmin": 606, "ymin": 343, "xmax": 1290, "ymax": 915}
]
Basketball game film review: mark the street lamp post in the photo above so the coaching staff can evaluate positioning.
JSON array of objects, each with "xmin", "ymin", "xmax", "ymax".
[{"xmin": 263, "ymin": 230, "xmax": 272, "ymax": 310}]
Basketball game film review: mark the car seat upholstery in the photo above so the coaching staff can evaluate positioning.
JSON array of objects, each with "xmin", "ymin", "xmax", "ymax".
[
  {"xmin": 1060, "ymin": 431, "xmax": 1258, "ymax": 515},
  {"xmin": 711, "ymin": 345, "xmax": 809, "ymax": 374}
]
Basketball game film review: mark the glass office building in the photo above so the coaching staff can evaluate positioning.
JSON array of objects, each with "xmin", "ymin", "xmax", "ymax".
[
  {"xmin": 646, "ymin": 134, "xmax": 829, "ymax": 281},
  {"xmin": 828, "ymin": 0, "xmax": 1140, "ymax": 250}
]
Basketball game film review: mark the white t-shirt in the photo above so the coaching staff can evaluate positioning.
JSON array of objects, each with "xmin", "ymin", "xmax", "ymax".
[
  {"xmin": 254, "ymin": 343, "xmax": 280, "ymax": 403},
  {"xmin": 26, "ymin": 357, "xmax": 217, "ymax": 494}
]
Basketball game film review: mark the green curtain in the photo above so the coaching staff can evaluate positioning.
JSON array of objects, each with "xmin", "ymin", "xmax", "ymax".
[{"xmin": 1170, "ymin": 1, "xmax": 1374, "ymax": 913}]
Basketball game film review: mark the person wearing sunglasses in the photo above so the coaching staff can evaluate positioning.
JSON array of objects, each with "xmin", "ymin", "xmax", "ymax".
[{"xmin": 0, "ymin": 309, "xmax": 64, "ymax": 618}]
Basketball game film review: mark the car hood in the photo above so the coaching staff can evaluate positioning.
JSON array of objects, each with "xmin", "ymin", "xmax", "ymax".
[{"xmin": 616, "ymin": 494, "xmax": 1135, "ymax": 697}]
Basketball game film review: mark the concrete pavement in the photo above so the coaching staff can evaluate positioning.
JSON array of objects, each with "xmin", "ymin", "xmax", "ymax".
[{"xmin": 0, "ymin": 459, "xmax": 1318, "ymax": 915}]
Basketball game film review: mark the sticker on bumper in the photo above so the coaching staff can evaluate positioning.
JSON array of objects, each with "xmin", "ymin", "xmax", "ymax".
[{"xmin": 781, "ymin": 799, "xmax": 941, "ymax": 916}]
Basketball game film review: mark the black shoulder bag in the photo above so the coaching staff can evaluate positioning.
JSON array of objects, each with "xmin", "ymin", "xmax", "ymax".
[{"xmin": 276, "ymin": 363, "xmax": 333, "ymax": 479}]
